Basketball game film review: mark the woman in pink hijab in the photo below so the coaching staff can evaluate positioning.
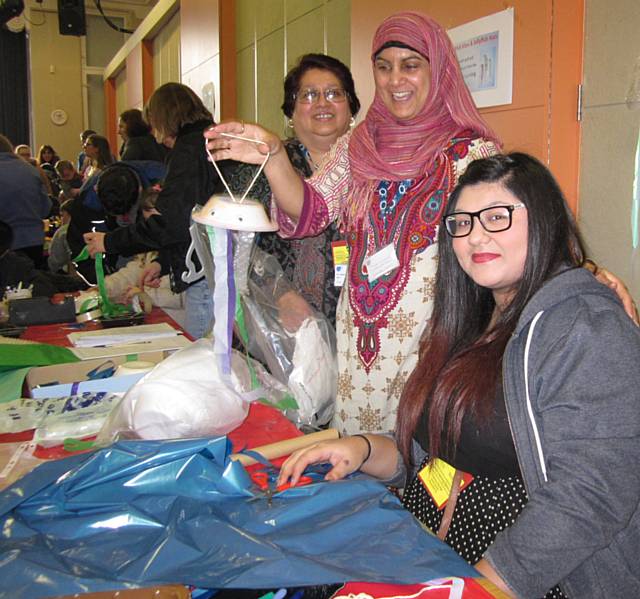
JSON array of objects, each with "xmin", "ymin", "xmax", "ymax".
[{"xmin": 207, "ymin": 11, "xmax": 500, "ymax": 436}]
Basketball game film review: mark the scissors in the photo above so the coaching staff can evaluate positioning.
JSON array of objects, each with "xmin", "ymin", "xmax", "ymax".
[{"xmin": 250, "ymin": 471, "xmax": 313, "ymax": 507}]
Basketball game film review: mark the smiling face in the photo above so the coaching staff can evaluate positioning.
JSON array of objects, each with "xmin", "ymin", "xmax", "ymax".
[
  {"xmin": 451, "ymin": 182, "xmax": 528, "ymax": 308},
  {"xmin": 41, "ymin": 148, "xmax": 54, "ymax": 163},
  {"xmin": 291, "ymin": 68, "xmax": 352, "ymax": 150},
  {"xmin": 373, "ymin": 46, "xmax": 431, "ymax": 121}
]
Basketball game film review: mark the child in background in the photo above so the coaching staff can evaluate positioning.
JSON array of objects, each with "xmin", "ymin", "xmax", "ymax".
[
  {"xmin": 47, "ymin": 200, "xmax": 73, "ymax": 273},
  {"xmin": 55, "ymin": 160, "xmax": 83, "ymax": 201}
]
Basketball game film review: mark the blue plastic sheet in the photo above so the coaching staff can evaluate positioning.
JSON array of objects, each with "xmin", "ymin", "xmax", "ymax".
[{"xmin": 0, "ymin": 437, "xmax": 475, "ymax": 598}]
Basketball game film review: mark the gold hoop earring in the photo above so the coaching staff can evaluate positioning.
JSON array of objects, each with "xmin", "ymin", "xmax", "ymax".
[
  {"xmin": 287, "ymin": 118, "xmax": 294, "ymax": 129},
  {"xmin": 349, "ymin": 117, "xmax": 356, "ymax": 128}
]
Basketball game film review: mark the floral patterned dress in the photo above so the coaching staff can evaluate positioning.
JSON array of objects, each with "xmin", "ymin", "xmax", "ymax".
[{"xmin": 276, "ymin": 130, "xmax": 498, "ymax": 435}]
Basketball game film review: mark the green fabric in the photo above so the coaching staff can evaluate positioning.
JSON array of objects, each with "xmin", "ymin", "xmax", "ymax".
[
  {"xmin": 0, "ymin": 367, "xmax": 31, "ymax": 403},
  {"xmin": 0, "ymin": 343, "xmax": 79, "ymax": 369},
  {"xmin": 0, "ymin": 343, "xmax": 80, "ymax": 404}
]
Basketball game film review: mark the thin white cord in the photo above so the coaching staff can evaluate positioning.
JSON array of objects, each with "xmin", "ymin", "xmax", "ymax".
[{"xmin": 204, "ymin": 132, "xmax": 270, "ymax": 203}]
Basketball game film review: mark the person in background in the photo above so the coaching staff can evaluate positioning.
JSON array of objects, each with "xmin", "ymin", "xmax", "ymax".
[
  {"xmin": 37, "ymin": 144, "xmax": 62, "ymax": 212},
  {"xmin": 47, "ymin": 199, "xmax": 72, "ymax": 273},
  {"xmin": 118, "ymin": 108, "xmax": 168, "ymax": 162},
  {"xmin": 77, "ymin": 129, "xmax": 96, "ymax": 176},
  {"xmin": 227, "ymin": 53, "xmax": 360, "ymax": 329},
  {"xmin": 37, "ymin": 144, "xmax": 60, "ymax": 169},
  {"xmin": 278, "ymin": 153, "xmax": 640, "ymax": 599},
  {"xmin": 84, "ymin": 82, "xmax": 236, "ymax": 339},
  {"xmin": 14, "ymin": 143, "xmax": 33, "ymax": 163},
  {"xmin": 15, "ymin": 143, "xmax": 53, "ymax": 198},
  {"xmin": 83, "ymin": 134, "xmax": 114, "ymax": 180},
  {"xmin": 104, "ymin": 189, "xmax": 185, "ymax": 328},
  {"xmin": 55, "ymin": 160, "xmax": 83, "ymax": 201},
  {"xmin": 0, "ymin": 134, "xmax": 51, "ymax": 269}
]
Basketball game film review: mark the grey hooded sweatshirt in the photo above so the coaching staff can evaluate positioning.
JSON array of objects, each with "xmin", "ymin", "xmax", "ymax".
[{"xmin": 483, "ymin": 267, "xmax": 640, "ymax": 597}]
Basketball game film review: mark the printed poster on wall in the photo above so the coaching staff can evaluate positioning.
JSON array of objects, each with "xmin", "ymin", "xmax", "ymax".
[{"xmin": 447, "ymin": 8, "xmax": 514, "ymax": 108}]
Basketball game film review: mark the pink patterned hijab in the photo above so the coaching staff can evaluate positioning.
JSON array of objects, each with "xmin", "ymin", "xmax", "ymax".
[{"xmin": 347, "ymin": 11, "xmax": 500, "ymax": 226}]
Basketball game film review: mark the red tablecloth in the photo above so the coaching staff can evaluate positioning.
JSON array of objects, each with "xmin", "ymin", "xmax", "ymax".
[{"xmin": 19, "ymin": 307, "xmax": 190, "ymax": 346}]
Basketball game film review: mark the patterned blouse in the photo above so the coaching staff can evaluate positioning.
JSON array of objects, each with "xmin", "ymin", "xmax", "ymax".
[{"xmin": 227, "ymin": 138, "xmax": 343, "ymax": 326}]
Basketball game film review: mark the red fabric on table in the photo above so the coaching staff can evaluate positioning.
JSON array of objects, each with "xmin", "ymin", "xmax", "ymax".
[
  {"xmin": 19, "ymin": 307, "xmax": 191, "ymax": 347},
  {"xmin": 332, "ymin": 579, "xmax": 500, "ymax": 598}
]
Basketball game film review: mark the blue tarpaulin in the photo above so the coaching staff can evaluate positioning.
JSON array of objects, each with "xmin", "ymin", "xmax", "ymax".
[{"xmin": 0, "ymin": 436, "xmax": 475, "ymax": 598}]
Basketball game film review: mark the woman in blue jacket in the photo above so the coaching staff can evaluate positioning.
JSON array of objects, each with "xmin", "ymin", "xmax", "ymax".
[{"xmin": 279, "ymin": 153, "xmax": 640, "ymax": 598}]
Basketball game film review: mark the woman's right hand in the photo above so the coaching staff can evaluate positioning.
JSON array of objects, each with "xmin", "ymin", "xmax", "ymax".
[
  {"xmin": 277, "ymin": 437, "xmax": 372, "ymax": 487},
  {"xmin": 139, "ymin": 262, "xmax": 162, "ymax": 288},
  {"xmin": 204, "ymin": 121, "xmax": 283, "ymax": 164}
]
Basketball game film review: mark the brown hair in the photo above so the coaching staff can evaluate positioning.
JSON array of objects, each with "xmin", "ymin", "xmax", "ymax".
[{"xmin": 145, "ymin": 82, "xmax": 212, "ymax": 140}]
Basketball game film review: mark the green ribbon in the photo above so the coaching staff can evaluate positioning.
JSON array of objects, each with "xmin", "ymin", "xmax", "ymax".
[{"xmin": 73, "ymin": 246, "xmax": 129, "ymax": 318}]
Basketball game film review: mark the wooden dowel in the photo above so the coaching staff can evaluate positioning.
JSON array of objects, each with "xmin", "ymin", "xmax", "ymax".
[{"xmin": 230, "ymin": 428, "xmax": 339, "ymax": 466}]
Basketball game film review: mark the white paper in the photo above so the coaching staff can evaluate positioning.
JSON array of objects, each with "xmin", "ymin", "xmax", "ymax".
[
  {"xmin": 68, "ymin": 323, "xmax": 181, "ymax": 348},
  {"xmin": 70, "ymin": 335, "xmax": 192, "ymax": 360}
]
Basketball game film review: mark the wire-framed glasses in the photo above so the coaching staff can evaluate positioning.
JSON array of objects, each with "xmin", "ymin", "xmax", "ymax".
[
  {"xmin": 443, "ymin": 203, "xmax": 526, "ymax": 238},
  {"xmin": 294, "ymin": 87, "xmax": 348, "ymax": 104}
]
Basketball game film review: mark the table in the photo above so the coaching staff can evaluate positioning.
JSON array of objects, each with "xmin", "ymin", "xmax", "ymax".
[
  {"xmin": 19, "ymin": 306, "xmax": 190, "ymax": 346},
  {"xmin": 0, "ymin": 311, "xmax": 505, "ymax": 599}
]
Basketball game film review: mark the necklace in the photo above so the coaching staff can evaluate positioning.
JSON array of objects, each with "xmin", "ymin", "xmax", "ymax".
[{"xmin": 299, "ymin": 142, "xmax": 321, "ymax": 172}]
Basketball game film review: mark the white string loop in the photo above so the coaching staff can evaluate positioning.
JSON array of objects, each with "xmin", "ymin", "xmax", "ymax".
[{"xmin": 204, "ymin": 131, "xmax": 271, "ymax": 203}]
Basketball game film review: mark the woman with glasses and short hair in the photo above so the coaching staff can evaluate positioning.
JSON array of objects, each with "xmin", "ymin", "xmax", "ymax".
[
  {"xmin": 278, "ymin": 153, "xmax": 640, "ymax": 599},
  {"xmin": 227, "ymin": 53, "xmax": 360, "ymax": 329}
]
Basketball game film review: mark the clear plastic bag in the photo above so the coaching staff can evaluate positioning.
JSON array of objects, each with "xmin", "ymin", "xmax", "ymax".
[{"xmin": 239, "ymin": 248, "xmax": 337, "ymax": 428}]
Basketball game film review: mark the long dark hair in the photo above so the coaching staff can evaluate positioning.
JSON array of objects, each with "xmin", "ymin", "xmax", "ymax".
[
  {"xmin": 282, "ymin": 53, "xmax": 360, "ymax": 118},
  {"xmin": 396, "ymin": 153, "xmax": 586, "ymax": 463},
  {"xmin": 86, "ymin": 134, "xmax": 114, "ymax": 170},
  {"xmin": 119, "ymin": 108, "xmax": 152, "ymax": 138}
]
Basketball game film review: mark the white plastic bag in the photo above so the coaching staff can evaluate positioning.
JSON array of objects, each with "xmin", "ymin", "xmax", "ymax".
[{"xmin": 97, "ymin": 339, "xmax": 258, "ymax": 443}]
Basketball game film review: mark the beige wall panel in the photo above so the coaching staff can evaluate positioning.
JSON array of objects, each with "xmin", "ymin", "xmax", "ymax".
[
  {"xmin": 325, "ymin": 0, "xmax": 351, "ymax": 67},
  {"xmin": 582, "ymin": 1, "xmax": 640, "ymax": 108},
  {"xmin": 236, "ymin": 0, "xmax": 256, "ymax": 51},
  {"xmin": 257, "ymin": 30, "xmax": 286, "ymax": 135},
  {"xmin": 180, "ymin": 0, "xmax": 219, "ymax": 74},
  {"xmin": 580, "ymin": 0, "xmax": 640, "ymax": 302},
  {"xmin": 182, "ymin": 55, "xmax": 221, "ymax": 121},
  {"xmin": 126, "ymin": 45, "xmax": 144, "ymax": 110},
  {"xmin": 115, "ymin": 69, "xmax": 128, "ymax": 124},
  {"xmin": 286, "ymin": 0, "xmax": 323, "ymax": 24},
  {"xmin": 29, "ymin": 10, "xmax": 84, "ymax": 164},
  {"xmin": 181, "ymin": 0, "xmax": 220, "ymax": 121},
  {"xmin": 286, "ymin": 9, "xmax": 325, "ymax": 69},
  {"xmin": 152, "ymin": 10, "xmax": 181, "ymax": 88},
  {"xmin": 580, "ymin": 105, "xmax": 640, "ymax": 293},
  {"xmin": 256, "ymin": 0, "xmax": 284, "ymax": 41},
  {"xmin": 237, "ymin": 46, "xmax": 256, "ymax": 122}
]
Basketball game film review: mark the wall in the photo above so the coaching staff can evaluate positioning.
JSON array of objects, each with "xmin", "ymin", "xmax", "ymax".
[
  {"xmin": 349, "ymin": 0, "xmax": 583, "ymax": 210},
  {"xmin": 180, "ymin": 0, "xmax": 218, "ymax": 121},
  {"xmin": 235, "ymin": 0, "xmax": 351, "ymax": 138},
  {"xmin": 152, "ymin": 9, "xmax": 181, "ymax": 93},
  {"xmin": 26, "ymin": 1, "xmax": 151, "ymax": 163},
  {"xmin": 579, "ymin": 0, "xmax": 640, "ymax": 301}
]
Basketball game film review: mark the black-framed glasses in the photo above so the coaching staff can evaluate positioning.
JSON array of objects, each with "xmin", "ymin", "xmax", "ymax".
[
  {"xmin": 443, "ymin": 203, "xmax": 525, "ymax": 238},
  {"xmin": 294, "ymin": 87, "xmax": 348, "ymax": 104}
]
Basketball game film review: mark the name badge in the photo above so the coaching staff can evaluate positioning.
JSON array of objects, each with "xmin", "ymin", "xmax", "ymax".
[
  {"xmin": 331, "ymin": 240, "xmax": 349, "ymax": 287},
  {"xmin": 364, "ymin": 243, "xmax": 399, "ymax": 283},
  {"xmin": 418, "ymin": 458, "xmax": 474, "ymax": 510}
]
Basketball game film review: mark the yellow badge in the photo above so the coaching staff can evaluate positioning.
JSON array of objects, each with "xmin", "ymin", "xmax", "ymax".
[
  {"xmin": 418, "ymin": 458, "xmax": 474, "ymax": 510},
  {"xmin": 331, "ymin": 241, "xmax": 349, "ymax": 287}
]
